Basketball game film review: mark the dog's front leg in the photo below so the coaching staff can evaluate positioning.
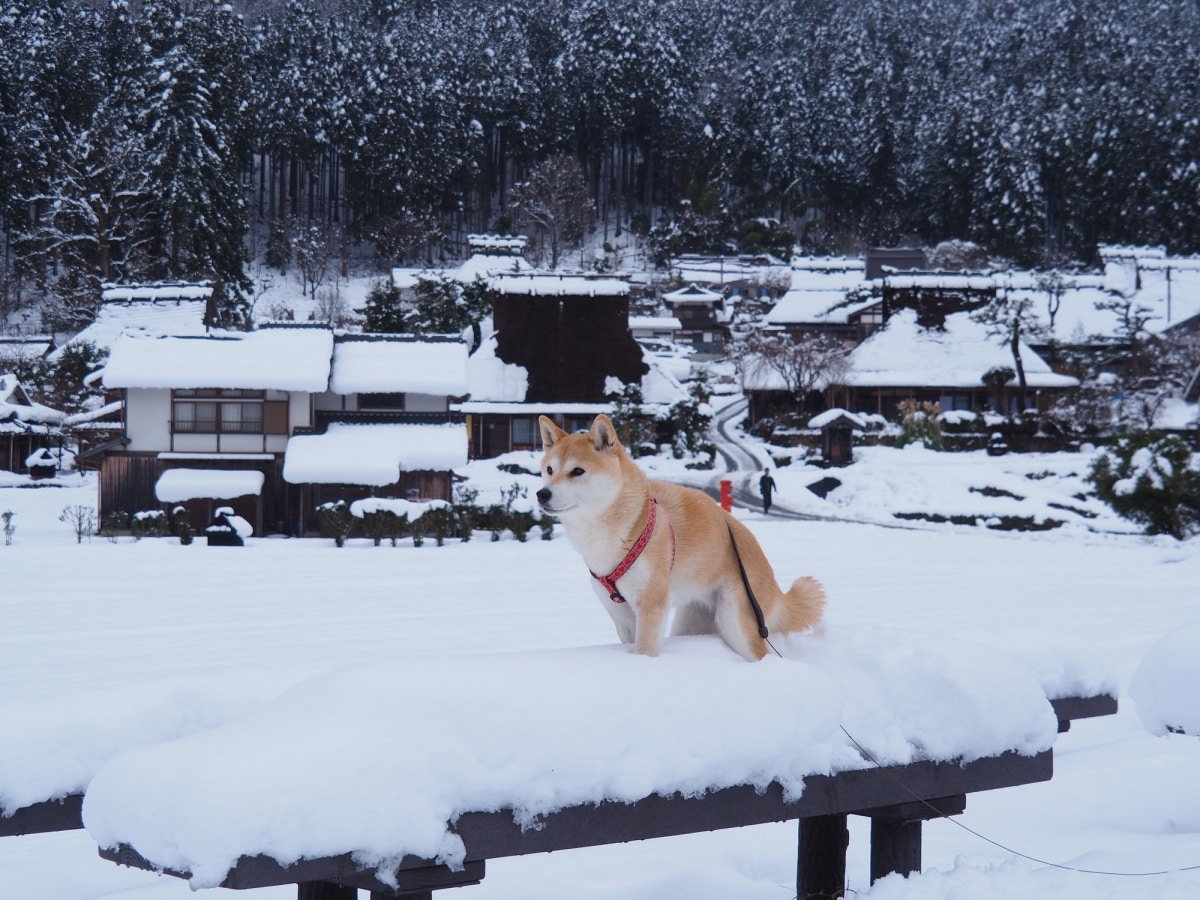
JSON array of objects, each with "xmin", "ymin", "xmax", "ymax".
[
  {"xmin": 601, "ymin": 597, "xmax": 637, "ymax": 644},
  {"xmin": 632, "ymin": 584, "xmax": 671, "ymax": 656}
]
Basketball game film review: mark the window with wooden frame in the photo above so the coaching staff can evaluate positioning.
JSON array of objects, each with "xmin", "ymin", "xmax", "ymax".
[{"xmin": 173, "ymin": 389, "xmax": 268, "ymax": 434}]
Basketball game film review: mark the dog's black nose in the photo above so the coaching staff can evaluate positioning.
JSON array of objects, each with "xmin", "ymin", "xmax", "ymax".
[{"xmin": 536, "ymin": 487, "xmax": 551, "ymax": 505}]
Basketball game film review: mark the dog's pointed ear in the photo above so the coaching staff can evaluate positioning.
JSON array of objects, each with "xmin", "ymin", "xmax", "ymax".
[
  {"xmin": 539, "ymin": 415, "xmax": 567, "ymax": 450},
  {"xmin": 591, "ymin": 414, "xmax": 619, "ymax": 452}
]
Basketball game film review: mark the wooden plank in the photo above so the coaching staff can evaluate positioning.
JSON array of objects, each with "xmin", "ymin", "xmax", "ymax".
[
  {"xmin": 297, "ymin": 883, "xmax": 356, "ymax": 900},
  {"xmin": 0, "ymin": 795, "xmax": 83, "ymax": 837},
  {"xmin": 1049, "ymin": 694, "xmax": 1118, "ymax": 733}
]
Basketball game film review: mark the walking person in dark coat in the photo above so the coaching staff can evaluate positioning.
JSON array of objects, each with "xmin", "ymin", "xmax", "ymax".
[{"xmin": 759, "ymin": 468, "xmax": 777, "ymax": 514}]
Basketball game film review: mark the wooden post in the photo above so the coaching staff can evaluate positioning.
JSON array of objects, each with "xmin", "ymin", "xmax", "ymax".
[
  {"xmin": 297, "ymin": 883, "xmax": 356, "ymax": 900},
  {"xmin": 797, "ymin": 813, "xmax": 848, "ymax": 899},
  {"xmin": 869, "ymin": 817, "xmax": 922, "ymax": 883}
]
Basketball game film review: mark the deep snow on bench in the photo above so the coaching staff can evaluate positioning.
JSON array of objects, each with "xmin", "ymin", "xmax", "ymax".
[{"xmin": 82, "ymin": 625, "xmax": 1090, "ymax": 889}]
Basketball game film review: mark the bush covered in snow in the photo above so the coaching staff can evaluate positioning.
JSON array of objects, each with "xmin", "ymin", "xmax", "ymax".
[{"xmin": 1088, "ymin": 434, "xmax": 1200, "ymax": 540}]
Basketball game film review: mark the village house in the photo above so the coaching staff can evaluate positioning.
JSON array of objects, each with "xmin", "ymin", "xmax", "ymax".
[
  {"xmin": 458, "ymin": 272, "xmax": 649, "ymax": 457},
  {"xmin": 661, "ymin": 283, "xmax": 728, "ymax": 357},
  {"xmin": 92, "ymin": 326, "xmax": 468, "ymax": 536},
  {"xmin": 0, "ymin": 373, "xmax": 64, "ymax": 476}
]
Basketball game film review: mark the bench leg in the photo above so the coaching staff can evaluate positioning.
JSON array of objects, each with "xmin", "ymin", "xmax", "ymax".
[
  {"xmin": 870, "ymin": 817, "xmax": 921, "ymax": 882},
  {"xmin": 797, "ymin": 813, "xmax": 848, "ymax": 899}
]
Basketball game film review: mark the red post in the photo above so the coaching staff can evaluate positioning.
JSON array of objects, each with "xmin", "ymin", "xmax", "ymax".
[{"xmin": 719, "ymin": 479, "xmax": 733, "ymax": 512}]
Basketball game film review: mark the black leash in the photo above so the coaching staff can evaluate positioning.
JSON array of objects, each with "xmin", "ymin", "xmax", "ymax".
[{"xmin": 725, "ymin": 521, "xmax": 782, "ymax": 657}]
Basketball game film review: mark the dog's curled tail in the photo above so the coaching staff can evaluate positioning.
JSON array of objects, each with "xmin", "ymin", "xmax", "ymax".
[{"xmin": 773, "ymin": 576, "xmax": 826, "ymax": 635}]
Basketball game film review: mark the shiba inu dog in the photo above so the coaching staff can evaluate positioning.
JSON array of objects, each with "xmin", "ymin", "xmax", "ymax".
[{"xmin": 537, "ymin": 414, "xmax": 825, "ymax": 660}]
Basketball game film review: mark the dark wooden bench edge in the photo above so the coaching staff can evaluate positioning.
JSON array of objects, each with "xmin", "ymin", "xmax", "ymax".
[
  {"xmin": 1049, "ymin": 693, "xmax": 1118, "ymax": 732},
  {"xmin": 0, "ymin": 794, "xmax": 84, "ymax": 837}
]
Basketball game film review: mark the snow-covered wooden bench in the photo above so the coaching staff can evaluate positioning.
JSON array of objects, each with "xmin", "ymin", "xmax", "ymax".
[{"xmin": 80, "ymin": 630, "xmax": 1118, "ymax": 899}]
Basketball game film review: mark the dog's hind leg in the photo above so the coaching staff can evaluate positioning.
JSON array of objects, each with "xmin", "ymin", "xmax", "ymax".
[{"xmin": 713, "ymin": 584, "xmax": 770, "ymax": 661}]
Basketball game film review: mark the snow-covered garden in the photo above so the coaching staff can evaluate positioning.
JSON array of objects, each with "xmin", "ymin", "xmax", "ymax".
[{"xmin": 2, "ymin": 432, "xmax": 1198, "ymax": 900}]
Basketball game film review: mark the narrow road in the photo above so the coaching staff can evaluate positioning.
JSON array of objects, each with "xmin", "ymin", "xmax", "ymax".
[{"xmin": 704, "ymin": 396, "xmax": 813, "ymax": 520}]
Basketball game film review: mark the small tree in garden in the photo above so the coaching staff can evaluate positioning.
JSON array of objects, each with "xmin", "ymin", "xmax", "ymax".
[
  {"xmin": 172, "ymin": 506, "xmax": 194, "ymax": 546},
  {"xmin": 453, "ymin": 485, "xmax": 479, "ymax": 542},
  {"xmin": 316, "ymin": 501, "xmax": 355, "ymax": 547},
  {"xmin": 101, "ymin": 509, "xmax": 130, "ymax": 542},
  {"xmin": 2, "ymin": 510, "xmax": 14, "ymax": 546},
  {"xmin": 60, "ymin": 505, "xmax": 97, "ymax": 543},
  {"xmin": 981, "ymin": 366, "xmax": 1015, "ymax": 414},
  {"xmin": 609, "ymin": 384, "xmax": 656, "ymax": 456},
  {"xmin": 897, "ymin": 399, "xmax": 943, "ymax": 450},
  {"xmin": 1088, "ymin": 434, "xmax": 1200, "ymax": 540}
]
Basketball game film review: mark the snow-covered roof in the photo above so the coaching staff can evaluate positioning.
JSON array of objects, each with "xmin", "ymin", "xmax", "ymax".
[
  {"xmin": 765, "ymin": 290, "xmax": 869, "ymax": 326},
  {"xmin": 808, "ymin": 408, "xmax": 867, "ymax": 429},
  {"xmin": 155, "ymin": 469, "xmax": 266, "ymax": 503},
  {"xmin": 846, "ymin": 310, "xmax": 1078, "ymax": 390},
  {"xmin": 629, "ymin": 316, "xmax": 682, "ymax": 332},
  {"xmin": 64, "ymin": 297, "xmax": 211, "ymax": 356},
  {"xmin": 466, "ymin": 234, "xmax": 527, "ymax": 254},
  {"xmin": 466, "ymin": 334, "xmax": 529, "ymax": 403},
  {"xmin": 330, "ymin": 337, "xmax": 468, "ymax": 396},
  {"xmin": 282, "ymin": 422, "xmax": 468, "ymax": 486},
  {"xmin": 103, "ymin": 328, "xmax": 334, "ymax": 392},
  {"xmin": 0, "ymin": 373, "xmax": 64, "ymax": 426},
  {"xmin": 663, "ymin": 284, "xmax": 722, "ymax": 303},
  {"xmin": 100, "ymin": 282, "xmax": 214, "ymax": 303},
  {"xmin": 454, "ymin": 400, "xmax": 612, "ymax": 416},
  {"xmin": 454, "ymin": 253, "xmax": 535, "ymax": 283},
  {"xmin": 0, "ymin": 336, "xmax": 53, "ymax": 360},
  {"xmin": 487, "ymin": 274, "xmax": 629, "ymax": 297}
]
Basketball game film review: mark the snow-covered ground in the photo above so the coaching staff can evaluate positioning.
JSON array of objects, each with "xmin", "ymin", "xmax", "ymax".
[{"xmin": 1, "ymin": 439, "xmax": 1198, "ymax": 899}]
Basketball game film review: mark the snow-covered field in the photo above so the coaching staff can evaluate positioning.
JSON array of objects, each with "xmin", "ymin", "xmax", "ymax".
[{"xmin": 1, "ymin": 441, "xmax": 1198, "ymax": 900}]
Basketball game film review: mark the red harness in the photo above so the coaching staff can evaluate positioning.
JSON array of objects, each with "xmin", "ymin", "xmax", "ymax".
[{"xmin": 590, "ymin": 498, "xmax": 675, "ymax": 603}]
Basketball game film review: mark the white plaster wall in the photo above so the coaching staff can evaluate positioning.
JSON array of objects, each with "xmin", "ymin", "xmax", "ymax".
[{"xmin": 124, "ymin": 388, "xmax": 172, "ymax": 451}]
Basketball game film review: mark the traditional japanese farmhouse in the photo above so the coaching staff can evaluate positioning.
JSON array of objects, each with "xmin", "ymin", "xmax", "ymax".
[
  {"xmin": 457, "ymin": 272, "xmax": 690, "ymax": 457},
  {"xmin": 831, "ymin": 309, "xmax": 1078, "ymax": 416},
  {"xmin": 94, "ymin": 327, "xmax": 469, "ymax": 536}
]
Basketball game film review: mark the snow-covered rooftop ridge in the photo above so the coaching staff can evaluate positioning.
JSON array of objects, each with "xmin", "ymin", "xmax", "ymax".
[
  {"xmin": 487, "ymin": 273, "xmax": 630, "ymax": 297},
  {"xmin": 81, "ymin": 627, "xmax": 1058, "ymax": 888},
  {"xmin": 466, "ymin": 234, "xmax": 527, "ymax": 252},
  {"xmin": 100, "ymin": 282, "xmax": 214, "ymax": 302},
  {"xmin": 663, "ymin": 283, "xmax": 722, "ymax": 302},
  {"xmin": 791, "ymin": 256, "xmax": 865, "ymax": 272},
  {"xmin": 330, "ymin": 334, "xmax": 468, "ymax": 396},
  {"xmin": 102, "ymin": 327, "xmax": 334, "ymax": 392}
]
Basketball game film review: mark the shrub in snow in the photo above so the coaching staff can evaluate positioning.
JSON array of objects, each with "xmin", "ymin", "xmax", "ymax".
[
  {"xmin": 131, "ymin": 510, "xmax": 168, "ymax": 540},
  {"xmin": 897, "ymin": 399, "xmax": 944, "ymax": 450},
  {"xmin": 452, "ymin": 485, "xmax": 479, "ymax": 543},
  {"xmin": 60, "ymin": 505, "xmax": 97, "ymax": 544},
  {"xmin": 100, "ymin": 509, "xmax": 130, "ymax": 543},
  {"xmin": 1088, "ymin": 434, "xmax": 1200, "ymax": 540},
  {"xmin": 172, "ymin": 507, "xmax": 194, "ymax": 546},
  {"xmin": 360, "ymin": 508, "xmax": 407, "ymax": 547},
  {"xmin": 415, "ymin": 505, "xmax": 452, "ymax": 547},
  {"xmin": 2, "ymin": 509, "xmax": 13, "ymax": 546},
  {"xmin": 316, "ymin": 501, "xmax": 355, "ymax": 548}
]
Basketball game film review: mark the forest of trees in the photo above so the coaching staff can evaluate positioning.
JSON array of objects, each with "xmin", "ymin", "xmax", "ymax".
[{"xmin": 2, "ymin": 0, "xmax": 1199, "ymax": 327}]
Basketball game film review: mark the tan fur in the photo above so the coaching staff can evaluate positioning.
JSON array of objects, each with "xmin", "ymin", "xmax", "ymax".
[{"xmin": 537, "ymin": 414, "xmax": 825, "ymax": 661}]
